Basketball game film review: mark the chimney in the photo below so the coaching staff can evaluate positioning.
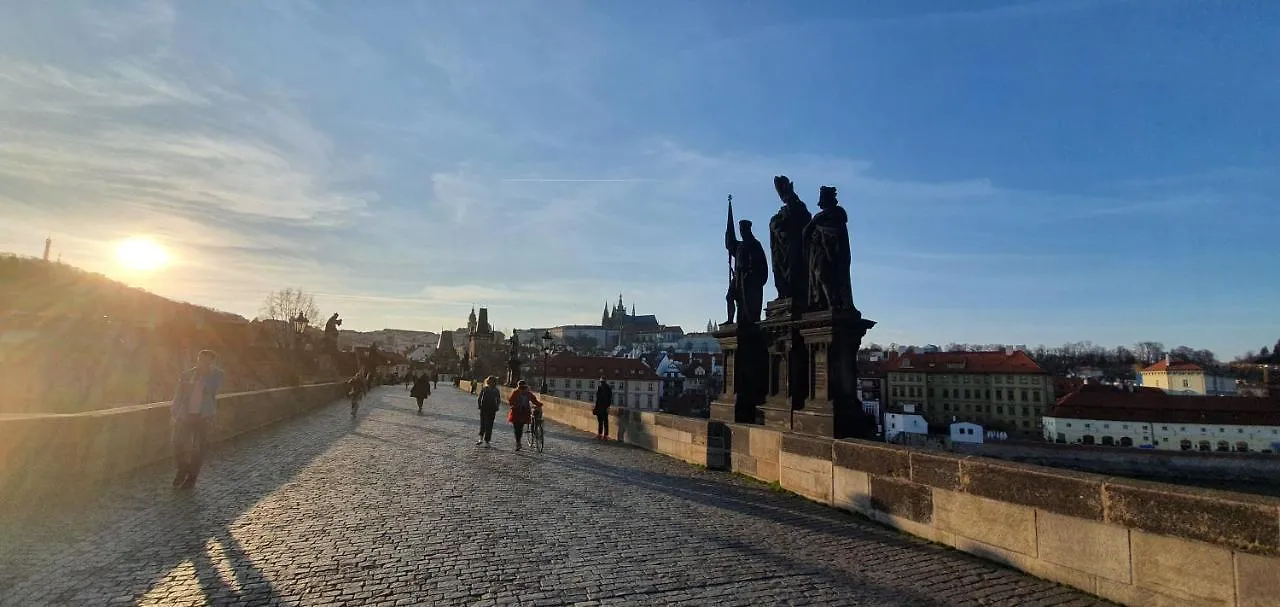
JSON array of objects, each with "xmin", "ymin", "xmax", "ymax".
[{"xmin": 1005, "ymin": 346, "xmax": 1015, "ymax": 356}]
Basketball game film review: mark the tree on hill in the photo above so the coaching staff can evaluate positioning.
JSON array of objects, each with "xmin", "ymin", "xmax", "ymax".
[{"xmin": 258, "ymin": 288, "xmax": 321, "ymax": 349}]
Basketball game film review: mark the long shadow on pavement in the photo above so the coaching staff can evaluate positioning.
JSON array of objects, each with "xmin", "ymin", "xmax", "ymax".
[{"xmin": 0, "ymin": 389, "xmax": 393, "ymax": 605}]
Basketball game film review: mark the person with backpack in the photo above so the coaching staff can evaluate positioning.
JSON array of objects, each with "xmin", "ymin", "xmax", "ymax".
[
  {"xmin": 506, "ymin": 379, "xmax": 542, "ymax": 451},
  {"xmin": 593, "ymin": 377, "xmax": 613, "ymax": 440},
  {"xmin": 410, "ymin": 372, "xmax": 432, "ymax": 414},
  {"xmin": 476, "ymin": 375, "xmax": 502, "ymax": 447}
]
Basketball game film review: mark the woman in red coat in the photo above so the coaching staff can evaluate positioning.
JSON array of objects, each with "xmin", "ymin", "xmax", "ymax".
[{"xmin": 507, "ymin": 380, "xmax": 542, "ymax": 451}]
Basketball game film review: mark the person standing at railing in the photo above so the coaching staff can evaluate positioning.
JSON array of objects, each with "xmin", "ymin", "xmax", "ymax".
[
  {"xmin": 170, "ymin": 349, "xmax": 223, "ymax": 489},
  {"xmin": 594, "ymin": 377, "xmax": 613, "ymax": 441}
]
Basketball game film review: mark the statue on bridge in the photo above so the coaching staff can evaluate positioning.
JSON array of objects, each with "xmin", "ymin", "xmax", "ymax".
[
  {"xmin": 724, "ymin": 200, "xmax": 768, "ymax": 326},
  {"xmin": 324, "ymin": 313, "xmax": 342, "ymax": 352},
  {"xmin": 768, "ymin": 176, "xmax": 811, "ymax": 306},
  {"xmin": 803, "ymin": 186, "xmax": 858, "ymax": 314}
]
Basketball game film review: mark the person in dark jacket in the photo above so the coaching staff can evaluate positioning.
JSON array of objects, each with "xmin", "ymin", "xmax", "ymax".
[
  {"xmin": 593, "ymin": 377, "xmax": 613, "ymax": 440},
  {"xmin": 410, "ymin": 373, "xmax": 432, "ymax": 414},
  {"xmin": 507, "ymin": 380, "xmax": 542, "ymax": 451},
  {"xmin": 476, "ymin": 375, "xmax": 502, "ymax": 447}
]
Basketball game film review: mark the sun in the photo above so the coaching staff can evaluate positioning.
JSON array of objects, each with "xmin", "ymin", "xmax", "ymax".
[{"xmin": 115, "ymin": 237, "xmax": 171, "ymax": 272}]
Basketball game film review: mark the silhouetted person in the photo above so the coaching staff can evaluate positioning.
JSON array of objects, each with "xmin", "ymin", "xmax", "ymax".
[
  {"xmin": 411, "ymin": 373, "xmax": 432, "ymax": 414},
  {"xmin": 171, "ymin": 350, "xmax": 223, "ymax": 489},
  {"xmin": 594, "ymin": 378, "xmax": 613, "ymax": 440},
  {"xmin": 507, "ymin": 380, "xmax": 542, "ymax": 451},
  {"xmin": 476, "ymin": 375, "xmax": 502, "ymax": 447}
]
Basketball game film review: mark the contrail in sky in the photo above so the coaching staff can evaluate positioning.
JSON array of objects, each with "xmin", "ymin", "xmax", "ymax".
[{"xmin": 500, "ymin": 178, "xmax": 654, "ymax": 183}]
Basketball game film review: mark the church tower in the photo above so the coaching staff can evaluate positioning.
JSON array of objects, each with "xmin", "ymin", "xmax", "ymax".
[{"xmin": 467, "ymin": 307, "xmax": 478, "ymax": 334}]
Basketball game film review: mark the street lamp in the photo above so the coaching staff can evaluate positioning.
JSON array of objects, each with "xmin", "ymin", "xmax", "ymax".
[
  {"xmin": 540, "ymin": 330, "xmax": 553, "ymax": 394},
  {"xmin": 291, "ymin": 313, "xmax": 308, "ymax": 348}
]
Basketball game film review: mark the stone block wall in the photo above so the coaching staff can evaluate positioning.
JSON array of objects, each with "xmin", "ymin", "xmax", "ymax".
[
  {"xmin": 728, "ymin": 422, "xmax": 1280, "ymax": 607},
  {"xmin": 0, "ymin": 382, "xmax": 347, "ymax": 503},
  {"xmin": 460, "ymin": 380, "xmax": 1280, "ymax": 605}
]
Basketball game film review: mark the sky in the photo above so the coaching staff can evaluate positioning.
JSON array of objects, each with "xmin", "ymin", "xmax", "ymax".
[{"xmin": 1, "ymin": 0, "xmax": 1277, "ymax": 357}]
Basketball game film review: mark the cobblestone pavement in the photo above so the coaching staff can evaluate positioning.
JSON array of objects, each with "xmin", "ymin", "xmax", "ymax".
[{"xmin": 0, "ymin": 387, "xmax": 1112, "ymax": 606}]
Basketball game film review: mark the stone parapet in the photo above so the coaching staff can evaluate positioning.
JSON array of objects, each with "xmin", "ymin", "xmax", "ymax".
[
  {"xmin": 0, "ymin": 382, "xmax": 347, "ymax": 504},
  {"xmin": 470, "ymin": 379, "xmax": 1280, "ymax": 606}
]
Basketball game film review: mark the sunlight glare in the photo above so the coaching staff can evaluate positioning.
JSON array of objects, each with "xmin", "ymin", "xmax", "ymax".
[{"xmin": 115, "ymin": 237, "xmax": 171, "ymax": 272}]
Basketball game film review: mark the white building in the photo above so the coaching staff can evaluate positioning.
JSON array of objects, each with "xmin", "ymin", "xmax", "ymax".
[
  {"xmin": 1044, "ymin": 384, "xmax": 1280, "ymax": 453},
  {"xmin": 950, "ymin": 422, "xmax": 984, "ymax": 444},
  {"xmin": 530, "ymin": 353, "xmax": 662, "ymax": 411},
  {"xmin": 884, "ymin": 411, "xmax": 929, "ymax": 442}
]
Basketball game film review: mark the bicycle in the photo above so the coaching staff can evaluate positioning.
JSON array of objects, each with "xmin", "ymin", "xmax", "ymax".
[{"xmin": 527, "ymin": 407, "xmax": 545, "ymax": 453}]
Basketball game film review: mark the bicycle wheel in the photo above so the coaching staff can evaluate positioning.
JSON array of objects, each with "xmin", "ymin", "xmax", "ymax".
[{"xmin": 535, "ymin": 422, "xmax": 545, "ymax": 452}]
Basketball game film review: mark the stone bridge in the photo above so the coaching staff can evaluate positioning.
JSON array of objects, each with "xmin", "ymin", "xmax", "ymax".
[{"xmin": 0, "ymin": 385, "xmax": 1274, "ymax": 606}]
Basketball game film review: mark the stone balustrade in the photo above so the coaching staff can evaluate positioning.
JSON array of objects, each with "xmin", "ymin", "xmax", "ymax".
[
  {"xmin": 0, "ymin": 382, "xmax": 347, "ymax": 504},
  {"xmin": 466, "ymin": 381, "xmax": 1280, "ymax": 606}
]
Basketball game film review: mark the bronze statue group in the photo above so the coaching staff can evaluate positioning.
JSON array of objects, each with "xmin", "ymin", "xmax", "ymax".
[{"xmin": 724, "ymin": 175, "xmax": 858, "ymax": 326}]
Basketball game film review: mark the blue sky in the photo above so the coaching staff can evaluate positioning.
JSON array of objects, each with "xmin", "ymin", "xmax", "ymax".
[{"xmin": 1, "ymin": 0, "xmax": 1277, "ymax": 357}]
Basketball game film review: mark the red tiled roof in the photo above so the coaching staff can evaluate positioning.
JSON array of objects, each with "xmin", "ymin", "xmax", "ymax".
[
  {"xmin": 1141, "ymin": 359, "xmax": 1204, "ymax": 373},
  {"xmin": 1049, "ymin": 384, "xmax": 1280, "ymax": 426},
  {"xmin": 881, "ymin": 351, "xmax": 1046, "ymax": 375},
  {"xmin": 530, "ymin": 353, "xmax": 658, "ymax": 380}
]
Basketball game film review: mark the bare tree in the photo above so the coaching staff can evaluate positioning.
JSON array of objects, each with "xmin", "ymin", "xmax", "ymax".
[
  {"xmin": 1132, "ymin": 341, "xmax": 1165, "ymax": 364},
  {"xmin": 258, "ymin": 288, "xmax": 321, "ymax": 349}
]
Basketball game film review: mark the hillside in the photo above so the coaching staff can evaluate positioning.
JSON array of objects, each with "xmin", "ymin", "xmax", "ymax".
[
  {"xmin": 0, "ymin": 254, "xmax": 243, "ymax": 325},
  {"xmin": 0, "ymin": 255, "xmax": 310, "ymax": 413}
]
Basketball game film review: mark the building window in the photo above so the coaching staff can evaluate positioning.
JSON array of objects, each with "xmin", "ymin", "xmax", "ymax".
[
  {"xmin": 1032, "ymin": 391, "xmax": 1041, "ymax": 402},
  {"xmin": 928, "ymin": 388, "xmax": 934, "ymax": 398},
  {"xmin": 964, "ymin": 389, "xmax": 971, "ymax": 399},
  {"xmin": 943, "ymin": 403, "xmax": 950, "ymax": 411},
  {"xmin": 1102, "ymin": 436, "xmax": 1115, "ymax": 446},
  {"xmin": 576, "ymin": 380, "xmax": 583, "ymax": 389},
  {"xmin": 1182, "ymin": 379, "xmax": 1189, "ymax": 388},
  {"xmin": 996, "ymin": 406, "xmax": 1004, "ymax": 415},
  {"xmin": 942, "ymin": 388, "xmax": 950, "ymax": 398},
  {"xmin": 1180, "ymin": 439, "xmax": 1192, "ymax": 451},
  {"xmin": 1216, "ymin": 441, "xmax": 1230, "ymax": 452},
  {"xmin": 1021, "ymin": 420, "xmax": 1030, "ymax": 429},
  {"xmin": 1198, "ymin": 440, "xmax": 1211, "ymax": 452},
  {"xmin": 1082, "ymin": 435, "xmax": 1095, "ymax": 445},
  {"xmin": 1235, "ymin": 441, "xmax": 1249, "ymax": 452}
]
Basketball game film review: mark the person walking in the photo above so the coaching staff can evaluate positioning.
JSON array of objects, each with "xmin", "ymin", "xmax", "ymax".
[
  {"xmin": 410, "ymin": 372, "xmax": 432, "ymax": 414},
  {"xmin": 170, "ymin": 350, "xmax": 224, "ymax": 489},
  {"xmin": 593, "ymin": 377, "xmax": 613, "ymax": 440},
  {"xmin": 476, "ymin": 375, "xmax": 501, "ymax": 447},
  {"xmin": 507, "ymin": 380, "xmax": 541, "ymax": 451}
]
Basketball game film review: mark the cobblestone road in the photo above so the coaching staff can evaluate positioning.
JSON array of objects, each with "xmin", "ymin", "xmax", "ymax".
[{"xmin": 0, "ymin": 387, "xmax": 1112, "ymax": 606}]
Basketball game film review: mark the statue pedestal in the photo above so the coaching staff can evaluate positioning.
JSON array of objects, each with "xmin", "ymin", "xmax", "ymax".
[
  {"xmin": 796, "ymin": 310, "xmax": 877, "ymax": 439},
  {"xmin": 711, "ymin": 322, "xmax": 767, "ymax": 424}
]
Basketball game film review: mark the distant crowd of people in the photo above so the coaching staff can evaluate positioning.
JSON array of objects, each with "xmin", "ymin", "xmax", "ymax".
[{"xmin": 167, "ymin": 353, "xmax": 617, "ymax": 489}]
